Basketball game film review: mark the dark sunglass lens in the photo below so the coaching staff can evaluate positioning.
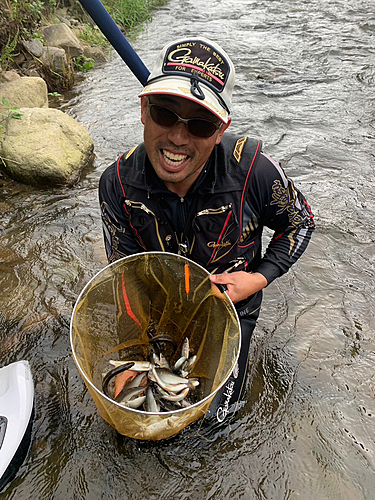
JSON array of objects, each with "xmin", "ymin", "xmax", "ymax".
[
  {"xmin": 188, "ymin": 119, "xmax": 217, "ymax": 138},
  {"xmin": 150, "ymin": 105, "xmax": 178, "ymax": 127},
  {"xmin": 149, "ymin": 104, "xmax": 219, "ymax": 138}
]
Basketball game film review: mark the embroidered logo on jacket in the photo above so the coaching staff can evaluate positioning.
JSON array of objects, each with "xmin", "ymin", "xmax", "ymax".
[
  {"xmin": 207, "ymin": 240, "xmax": 231, "ymax": 248},
  {"xmin": 233, "ymin": 137, "xmax": 247, "ymax": 163},
  {"xmin": 270, "ymin": 180, "xmax": 308, "ymax": 228}
]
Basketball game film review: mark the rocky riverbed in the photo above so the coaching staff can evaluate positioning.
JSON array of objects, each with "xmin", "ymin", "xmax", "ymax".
[{"xmin": 0, "ymin": 12, "xmax": 108, "ymax": 187}]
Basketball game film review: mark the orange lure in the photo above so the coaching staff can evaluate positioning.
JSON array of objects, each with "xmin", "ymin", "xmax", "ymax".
[{"xmin": 184, "ymin": 264, "xmax": 190, "ymax": 294}]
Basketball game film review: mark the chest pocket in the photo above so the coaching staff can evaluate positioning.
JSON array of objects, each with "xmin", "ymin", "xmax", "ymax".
[
  {"xmin": 192, "ymin": 203, "xmax": 240, "ymax": 266},
  {"xmin": 124, "ymin": 199, "xmax": 169, "ymax": 251}
]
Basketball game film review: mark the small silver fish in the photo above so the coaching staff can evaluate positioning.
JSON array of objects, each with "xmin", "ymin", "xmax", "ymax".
[
  {"xmin": 126, "ymin": 372, "xmax": 148, "ymax": 389},
  {"xmin": 160, "ymin": 387, "xmax": 190, "ymax": 402},
  {"xmin": 158, "ymin": 398, "xmax": 182, "ymax": 411},
  {"xmin": 174, "ymin": 356, "xmax": 188, "ymax": 372},
  {"xmin": 149, "ymin": 366, "xmax": 188, "ymax": 393},
  {"xmin": 106, "ymin": 339, "xmax": 200, "ymax": 413},
  {"xmin": 185, "ymin": 355, "xmax": 197, "ymax": 372},
  {"xmin": 115, "ymin": 384, "xmax": 147, "ymax": 404},
  {"xmin": 154, "ymin": 368, "xmax": 192, "ymax": 391},
  {"xmin": 109, "ymin": 360, "xmax": 151, "ymax": 371},
  {"xmin": 158, "ymin": 352, "xmax": 170, "ymax": 370},
  {"xmin": 145, "ymin": 386, "xmax": 160, "ymax": 413},
  {"xmin": 155, "ymin": 368, "xmax": 191, "ymax": 386},
  {"xmin": 151, "ymin": 352, "xmax": 160, "ymax": 366},
  {"xmin": 124, "ymin": 395, "xmax": 146, "ymax": 409},
  {"xmin": 181, "ymin": 337, "xmax": 190, "ymax": 359}
]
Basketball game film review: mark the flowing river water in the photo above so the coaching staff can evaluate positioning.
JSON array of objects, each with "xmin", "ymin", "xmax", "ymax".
[{"xmin": 1, "ymin": 0, "xmax": 375, "ymax": 498}]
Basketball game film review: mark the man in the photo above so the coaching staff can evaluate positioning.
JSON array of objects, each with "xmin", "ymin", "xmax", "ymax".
[{"xmin": 99, "ymin": 37, "xmax": 315, "ymax": 426}]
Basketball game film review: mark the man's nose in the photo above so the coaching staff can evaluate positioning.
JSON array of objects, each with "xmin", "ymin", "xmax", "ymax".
[{"xmin": 167, "ymin": 120, "xmax": 190, "ymax": 145}]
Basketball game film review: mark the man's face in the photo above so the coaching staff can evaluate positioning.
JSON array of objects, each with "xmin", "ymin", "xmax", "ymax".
[{"xmin": 141, "ymin": 94, "xmax": 231, "ymax": 197}]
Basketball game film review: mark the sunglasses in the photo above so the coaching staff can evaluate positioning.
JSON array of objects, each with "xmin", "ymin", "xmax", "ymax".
[{"xmin": 148, "ymin": 103, "xmax": 221, "ymax": 139}]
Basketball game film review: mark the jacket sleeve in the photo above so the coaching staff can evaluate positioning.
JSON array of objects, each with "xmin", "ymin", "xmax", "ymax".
[
  {"xmin": 248, "ymin": 152, "xmax": 315, "ymax": 284},
  {"xmin": 98, "ymin": 158, "xmax": 143, "ymax": 263}
]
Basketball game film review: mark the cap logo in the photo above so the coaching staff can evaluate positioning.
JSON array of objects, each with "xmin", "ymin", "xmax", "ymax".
[
  {"xmin": 163, "ymin": 41, "xmax": 230, "ymax": 94},
  {"xmin": 141, "ymin": 38, "xmax": 234, "ymax": 120}
]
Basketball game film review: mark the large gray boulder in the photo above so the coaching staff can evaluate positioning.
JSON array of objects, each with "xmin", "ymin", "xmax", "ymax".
[
  {"xmin": 0, "ymin": 77, "xmax": 48, "ymax": 114},
  {"xmin": 40, "ymin": 23, "xmax": 83, "ymax": 58},
  {"xmin": 1, "ymin": 107, "xmax": 94, "ymax": 186}
]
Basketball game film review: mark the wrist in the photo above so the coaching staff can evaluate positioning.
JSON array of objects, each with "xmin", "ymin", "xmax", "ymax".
[{"xmin": 245, "ymin": 271, "xmax": 268, "ymax": 295}]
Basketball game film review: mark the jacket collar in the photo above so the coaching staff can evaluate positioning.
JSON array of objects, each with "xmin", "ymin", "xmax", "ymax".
[{"xmin": 123, "ymin": 134, "xmax": 256, "ymax": 195}]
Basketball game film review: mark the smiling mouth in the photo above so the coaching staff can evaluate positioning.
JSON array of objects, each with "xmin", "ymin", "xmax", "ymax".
[{"xmin": 162, "ymin": 149, "xmax": 189, "ymax": 167}]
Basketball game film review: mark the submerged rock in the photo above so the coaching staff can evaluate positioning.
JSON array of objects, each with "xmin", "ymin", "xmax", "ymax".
[{"xmin": 1, "ymin": 107, "xmax": 94, "ymax": 187}]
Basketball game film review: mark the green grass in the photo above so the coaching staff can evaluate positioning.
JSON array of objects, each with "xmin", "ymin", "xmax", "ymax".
[
  {"xmin": 78, "ymin": 23, "xmax": 108, "ymax": 47},
  {"xmin": 104, "ymin": 0, "xmax": 169, "ymax": 31}
]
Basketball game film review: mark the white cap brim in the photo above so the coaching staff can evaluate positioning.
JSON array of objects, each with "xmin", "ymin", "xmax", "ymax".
[{"xmin": 138, "ymin": 76, "xmax": 229, "ymax": 124}]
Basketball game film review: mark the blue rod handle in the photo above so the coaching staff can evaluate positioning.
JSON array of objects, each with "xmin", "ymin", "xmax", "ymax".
[{"xmin": 78, "ymin": 0, "xmax": 150, "ymax": 86}]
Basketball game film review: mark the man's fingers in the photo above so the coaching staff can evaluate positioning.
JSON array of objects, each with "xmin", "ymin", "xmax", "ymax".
[{"xmin": 209, "ymin": 272, "xmax": 230, "ymax": 284}]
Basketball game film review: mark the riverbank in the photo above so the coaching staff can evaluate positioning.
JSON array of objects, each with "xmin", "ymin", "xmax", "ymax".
[
  {"xmin": 0, "ymin": 0, "xmax": 168, "ymax": 186},
  {"xmin": 0, "ymin": 0, "xmax": 168, "ymax": 92}
]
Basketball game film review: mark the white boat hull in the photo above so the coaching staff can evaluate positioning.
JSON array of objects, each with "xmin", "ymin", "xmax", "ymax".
[{"xmin": 0, "ymin": 360, "xmax": 34, "ymax": 487}]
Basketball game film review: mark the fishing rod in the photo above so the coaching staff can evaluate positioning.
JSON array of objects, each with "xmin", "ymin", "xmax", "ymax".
[{"xmin": 77, "ymin": 0, "xmax": 150, "ymax": 86}]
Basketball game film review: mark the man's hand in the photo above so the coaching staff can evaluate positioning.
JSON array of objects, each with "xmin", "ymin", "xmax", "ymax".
[{"xmin": 209, "ymin": 271, "xmax": 268, "ymax": 304}]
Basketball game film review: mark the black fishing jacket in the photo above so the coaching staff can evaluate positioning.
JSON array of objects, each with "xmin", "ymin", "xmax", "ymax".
[{"xmin": 99, "ymin": 134, "xmax": 315, "ymax": 286}]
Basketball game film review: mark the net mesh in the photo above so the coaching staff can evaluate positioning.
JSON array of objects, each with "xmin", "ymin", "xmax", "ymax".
[{"xmin": 71, "ymin": 252, "xmax": 240, "ymax": 440}]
